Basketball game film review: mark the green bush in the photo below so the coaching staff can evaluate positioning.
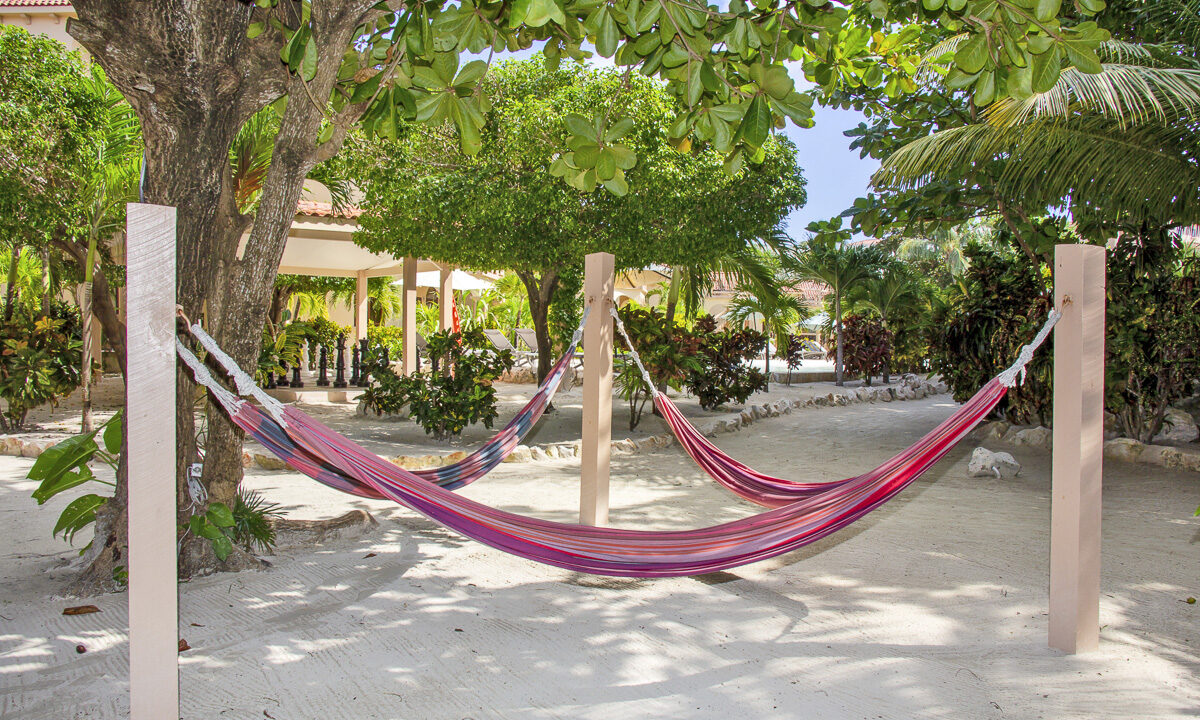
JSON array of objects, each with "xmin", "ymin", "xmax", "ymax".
[
  {"xmin": 361, "ymin": 328, "xmax": 514, "ymax": 440},
  {"xmin": 0, "ymin": 314, "xmax": 83, "ymax": 431},
  {"xmin": 686, "ymin": 317, "xmax": 768, "ymax": 410},
  {"xmin": 615, "ymin": 306, "xmax": 703, "ymax": 429},
  {"xmin": 827, "ymin": 314, "xmax": 893, "ymax": 387},
  {"xmin": 367, "ymin": 324, "xmax": 404, "ymax": 358}
]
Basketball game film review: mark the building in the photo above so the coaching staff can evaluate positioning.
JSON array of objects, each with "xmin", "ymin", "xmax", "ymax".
[{"xmin": 0, "ymin": 1, "xmax": 77, "ymax": 49}]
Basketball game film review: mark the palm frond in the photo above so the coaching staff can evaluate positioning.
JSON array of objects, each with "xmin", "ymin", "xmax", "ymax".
[
  {"xmin": 875, "ymin": 117, "xmax": 1200, "ymax": 225},
  {"xmin": 986, "ymin": 64, "xmax": 1200, "ymax": 128},
  {"xmin": 1141, "ymin": 0, "xmax": 1200, "ymax": 49}
]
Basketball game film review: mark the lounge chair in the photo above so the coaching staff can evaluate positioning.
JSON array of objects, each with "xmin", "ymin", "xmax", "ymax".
[
  {"xmin": 515, "ymin": 328, "xmax": 587, "ymax": 367},
  {"xmin": 484, "ymin": 329, "xmax": 535, "ymax": 368},
  {"xmin": 800, "ymin": 338, "xmax": 827, "ymax": 361}
]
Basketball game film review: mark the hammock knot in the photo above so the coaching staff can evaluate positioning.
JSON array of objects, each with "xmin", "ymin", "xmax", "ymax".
[{"xmin": 997, "ymin": 309, "xmax": 1063, "ymax": 388}]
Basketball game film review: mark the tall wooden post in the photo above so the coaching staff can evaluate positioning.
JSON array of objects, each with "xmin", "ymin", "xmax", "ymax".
[
  {"xmin": 402, "ymin": 257, "xmax": 418, "ymax": 375},
  {"xmin": 1050, "ymin": 244, "xmax": 1106, "ymax": 654},
  {"xmin": 125, "ymin": 204, "xmax": 179, "ymax": 718},
  {"xmin": 354, "ymin": 269, "xmax": 368, "ymax": 343},
  {"xmin": 439, "ymin": 266, "xmax": 454, "ymax": 332},
  {"xmin": 580, "ymin": 252, "xmax": 614, "ymax": 525}
]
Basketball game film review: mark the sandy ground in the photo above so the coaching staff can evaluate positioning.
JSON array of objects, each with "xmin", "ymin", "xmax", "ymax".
[{"xmin": 1, "ymin": 394, "xmax": 1198, "ymax": 719}]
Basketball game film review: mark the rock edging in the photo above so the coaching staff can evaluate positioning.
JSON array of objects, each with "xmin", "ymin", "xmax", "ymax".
[{"xmin": 973, "ymin": 419, "xmax": 1200, "ymax": 474}]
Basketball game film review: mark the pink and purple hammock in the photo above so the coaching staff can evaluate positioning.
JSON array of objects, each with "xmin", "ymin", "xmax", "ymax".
[{"xmin": 176, "ymin": 309, "xmax": 1058, "ymax": 578}]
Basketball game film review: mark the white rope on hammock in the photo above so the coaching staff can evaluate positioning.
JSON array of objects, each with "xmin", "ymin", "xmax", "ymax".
[
  {"xmin": 610, "ymin": 307, "xmax": 658, "ymax": 396},
  {"xmin": 175, "ymin": 338, "xmax": 245, "ymax": 415},
  {"xmin": 187, "ymin": 323, "xmax": 290, "ymax": 426},
  {"xmin": 996, "ymin": 307, "xmax": 1064, "ymax": 388}
]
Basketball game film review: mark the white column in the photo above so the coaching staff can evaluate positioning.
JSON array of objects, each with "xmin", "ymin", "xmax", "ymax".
[
  {"xmin": 580, "ymin": 252, "xmax": 614, "ymax": 525},
  {"xmin": 354, "ymin": 270, "xmax": 368, "ymax": 342},
  {"xmin": 439, "ymin": 267, "xmax": 454, "ymax": 332},
  {"xmin": 1049, "ymin": 243, "xmax": 1106, "ymax": 654},
  {"xmin": 402, "ymin": 257, "xmax": 418, "ymax": 375},
  {"xmin": 125, "ymin": 203, "xmax": 179, "ymax": 718}
]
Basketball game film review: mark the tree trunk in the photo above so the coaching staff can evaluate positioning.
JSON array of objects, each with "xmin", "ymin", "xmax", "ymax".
[
  {"xmin": 834, "ymin": 293, "xmax": 844, "ymax": 386},
  {"xmin": 69, "ymin": 0, "xmax": 392, "ymax": 586},
  {"xmin": 516, "ymin": 269, "xmax": 560, "ymax": 383},
  {"xmin": 664, "ymin": 267, "xmax": 680, "ymax": 324},
  {"xmin": 880, "ymin": 316, "xmax": 891, "ymax": 385},
  {"xmin": 78, "ymin": 282, "xmax": 94, "ymax": 433},
  {"xmin": 4, "ymin": 245, "xmax": 20, "ymax": 321}
]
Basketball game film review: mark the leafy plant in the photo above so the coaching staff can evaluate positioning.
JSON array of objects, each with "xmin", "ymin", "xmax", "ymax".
[
  {"xmin": 614, "ymin": 306, "xmax": 703, "ymax": 429},
  {"xmin": 0, "ymin": 315, "xmax": 84, "ymax": 431},
  {"xmin": 367, "ymin": 324, "xmax": 404, "ymax": 359},
  {"xmin": 257, "ymin": 320, "xmax": 310, "ymax": 384},
  {"xmin": 686, "ymin": 318, "xmax": 768, "ymax": 410},
  {"xmin": 232, "ymin": 488, "xmax": 283, "ymax": 553},
  {"xmin": 827, "ymin": 314, "xmax": 893, "ymax": 387},
  {"xmin": 361, "ymin": 329, "xmax": 514, "ymax": 440},
  {"xmin": 29, "ymin": 411, "xmax": 121, "ymax": 550},
  {"xmin": 782, "ymin": 334, "xmax": 807, "ymax": 386}
]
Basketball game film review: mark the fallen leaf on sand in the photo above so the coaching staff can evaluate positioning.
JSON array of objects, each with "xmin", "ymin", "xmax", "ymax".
[
  {"xmin": 178, "ymin": 639, "xmax": 191, "ymax": 652},
  {"xmin": 63, "ymin": 605, "xmax": 100, "ymax": 616}
]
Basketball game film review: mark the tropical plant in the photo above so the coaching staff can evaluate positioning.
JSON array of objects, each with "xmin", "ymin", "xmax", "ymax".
[
  {"xmin": 29, "ymin": 411, "xmax": 121, "ymax": 551},
  {"xmin": 231, "ymin": 488, "xmax": 284, "ymax": 554},
  {"xmin": 614, "ymin": 306, "xmax": 704, "ymax": 429},
  {"xmin": 367, "ymin": 325, "xmax": 404, "ymax": 359},
  {"xmin": 0, "ymin": 315, "xmax": 84, "ymax": 431},
  {"xmin": 257, "ymin": 321, "xmax": 310, "ymax": 385},
  {"xmin": 686, "ymin": 318, "xmax": 769, "ymax": 411},
  {"xmin": 849, "ymin": 265, "xmax": 924, "ymax": 383},
  {"xmin": 725, "ymin": 283, "xmax": 807, "ymax": 385},
  {"xmin": 362, "ymin": 329, "xmax": 515, "ymax": 440},
  {"xmin": 781, "ymin": 334, "xmax": 807, "ymax": 386},
  {"xmin": 828, "ymin": 314, "xmax": 893, "ymax": 387},
  {"xmin": 786, "ymin": 227, "xmax": 881, "ymax": 386}
]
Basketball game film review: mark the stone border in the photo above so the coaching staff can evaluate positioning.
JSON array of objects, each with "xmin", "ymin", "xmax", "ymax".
[{"xmin": 972, "ymin": 420, "xmax": 1200, "ymax": 474}]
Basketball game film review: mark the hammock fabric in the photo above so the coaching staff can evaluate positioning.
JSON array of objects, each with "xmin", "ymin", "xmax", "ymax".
[
  {"xmin": 176, "ymin": 307, "xmax": 1055, "ymax": 577},
  {"xmin": 611, "ymin": 307, "xmax": 1060, "ymax": 508},
  {"xmin": 188, "ymin": 319, "xmax": 584, "ymax": 494}
]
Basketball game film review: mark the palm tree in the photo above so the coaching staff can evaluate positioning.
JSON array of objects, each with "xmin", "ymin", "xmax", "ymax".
[
  {"xmin": 786, "ymin": 236, "xmax": 878, "ymax": 386},
  {"xmin": 663, "ymin": 229, "xmax": 789, "ymax": 324},
  {"xmin": 875, "ymin": 15, "xmax": 1200, "ymax": 230},
  {"xmin": 850, "ymin": 266, "xmax": 923, "ymax": 384},
  {"xmin": 725, "ymin": 287, "xmax": 808, "ymax": 387},
  {"xmin": 77, "ymin": 68, "xmax": 142, "ymax": 431}
]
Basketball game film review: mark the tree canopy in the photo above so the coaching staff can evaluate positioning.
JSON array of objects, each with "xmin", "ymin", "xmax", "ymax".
[{"xmin": 352, "ymin": 59, "xmax": 806, "ymax": 377}]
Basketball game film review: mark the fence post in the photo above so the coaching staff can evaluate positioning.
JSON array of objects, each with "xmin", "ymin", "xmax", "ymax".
[
  {"xmin": 125, "ymin": 203, "xmax": 179, "ymax": 719},
  {"xmin": 581, "ymin": 252, "xmax": 615, "ymax": 525},
  {"xmin": 1050, "ymin": 243, "xmax": 1106, "ymax": 654}
]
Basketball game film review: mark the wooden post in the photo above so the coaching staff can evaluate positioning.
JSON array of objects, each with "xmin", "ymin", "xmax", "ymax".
[
  {"xmin": 580, "ymin": 252, "xmax": 614, "ymax": 525},
  {"xmin": 354, "ymin": 269, "xmax": 368, "ymax": 342},
  {"xmin": 402, "ymin": 257, "xmax": 418, "ymax": 375},
  {"xmin": 439, "ymin": 266, "xmax": 454, "ymax": 332},
  {"xmin": 125, "ymin": 204, "xmax": 179, "ymax": 719},
  {"xmin": 1050, "ymin": 244, "xmax": 1106, "ymax": 654}
]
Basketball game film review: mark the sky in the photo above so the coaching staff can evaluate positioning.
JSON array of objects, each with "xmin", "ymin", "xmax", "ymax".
[{"xmin": 779, "ymin": 103, "xmax": 879, "ymax": 240}]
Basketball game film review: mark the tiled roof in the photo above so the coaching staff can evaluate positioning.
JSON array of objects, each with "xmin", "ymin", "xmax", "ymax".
[
  {"xmin": 295, "ymin": 200, "xmax": 362, "ymax": 220},
  {"xmin": 0, "ymin": 1, "xmax": 74, "ymax": 7}
]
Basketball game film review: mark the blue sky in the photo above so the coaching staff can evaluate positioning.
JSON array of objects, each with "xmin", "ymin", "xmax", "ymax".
[{"xmin": 780, "ymin": 103, "xmax": 878, "ymax": 240}]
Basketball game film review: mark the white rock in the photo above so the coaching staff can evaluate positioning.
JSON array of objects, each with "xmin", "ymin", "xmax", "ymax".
[
  {"xmin": 967, "ymin": 447, "xmax": 1022, "ymax": 478},
  {"xmin": 1013, "ymin": 426, "xmax": 1052, "ymax": 451},
  {"xmin": 1152, "ymin": 407, "xmax": 1200, "ymax": 445}
]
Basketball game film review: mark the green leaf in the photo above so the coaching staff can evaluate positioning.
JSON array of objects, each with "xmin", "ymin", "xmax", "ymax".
[
  {"xmin": 211, "ymin": 534, "xmax": 233, "ymax": 562},
  {"xmin": 1034, "ymin": 0, "xmax": 1061, "ymax": 22},
  {"xmin": 101, "ymin": 411, "xmax": 122, "ymax": 455},
  {"xmin": 738, "ymin": 95, "xmax": 771, "ymax": 148},
  {"xmin": 247, "ymin": 22, "xmax": 267, "ymax": 39},
  {"xmin": 206, "ymin": 502, "xmax": 235, "ymax": 528},
  {"xmin": 609, "ymin": 144, "xmax": 637, "ymax": 169},
  {"xmin": 565, "ymin": 114, "xmax": 596, "ymax": 139},
  {"xmin": 601, "ymin": 168, "xmax": 629, "ymax": 196},
  {"xmin": 867, "ymin": 0, "xmax": 888, "ymax": 19},
  {"xmin": 761, "ymin": 66, "xmax": 794, "ymax": 100},
  {"xmin": 33, "ymin": 467, "xmax": 95, "ymax": 506},
  {"xmin": 595, "ymin": 150, "xmax": 617, "ymax": 180},
  {"xmin": 604, "ymin": 117, "xmax": 635, "ymax": 142},
  {"xmin": 350, "ymin": 72, "xmax": 382, "ymax": 103},
  {"xmin": 28, "ymin": 432, "xmax": 97, "ymax": 484},
  {"xmin": 954, "ymin": 34, "xmax": 989, "ymax": 75},
  {"xmin": 301, "ymin": 36, "xmax": 318, "ymax": 82},
  {"xmin": 454, "ymin": 60, "xmax": 488, "ymax": 88},
  {"xmin": 597, "ymin": 12, "xmax": 620, "ymax": 58},
  {"xmin": 54, "ymin": 494, "xmax": 106, "ymax": 544},
  {"xmin": 1030, "ymin": 46, "xmax": 1062, "ymax": 94}
]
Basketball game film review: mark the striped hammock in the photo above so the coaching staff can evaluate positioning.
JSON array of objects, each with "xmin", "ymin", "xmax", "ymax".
[
  {"xmin": 175, "ymin": 309, "xmax": 1057, "ymax": 577},
  {"xmin": 188, "ymin": 313, "xmax": 587, "ymax": 494},
  {"xmin": 610, "ymin": 308, "xmax": 1061, "ymax": 508}
]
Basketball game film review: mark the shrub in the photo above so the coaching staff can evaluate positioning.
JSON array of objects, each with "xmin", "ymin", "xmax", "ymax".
[
  {"xmin": 781, "ymin": 334, "xmax": 806, "ymax": 385},
  {"xmin": 257, "ymin": 321, "xmax": 310, "ymax": 385},
  {"xmin": 1105, "ymin": 233, "xmax": 1200, "ymax": 442},
  {"xmin": 367, "ymin": 324, "xmax": 404, "ymax": 358},
  {"xmin": 30, "ymin": 411, "xmax": 121, "ymax": 551},
  {"xmin": 686, "ymin": 319, "xmax": 768, "ymax": 410},
  {"xmin": 0, "ymin": 314, "xmax": 83, "ymax": 431},
  {"xmin": 828, "ymin": 315, "xmax": 893, "ymax": 387},
  {"xmin": 614, "ymin": 306, "xmax": 703, "ymax": 429},
  {"xmin": 927, "ymin": 243, "xmax": 1053, "ymax": 425},
  {"xmin": 361, "ymin": 328, "xmax": 514, "ymax": 440}
]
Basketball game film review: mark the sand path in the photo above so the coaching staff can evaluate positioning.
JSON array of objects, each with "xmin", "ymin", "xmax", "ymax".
[{"xmin": 1, "ymin": 395, "xmax": 1197, "ymax": 719}]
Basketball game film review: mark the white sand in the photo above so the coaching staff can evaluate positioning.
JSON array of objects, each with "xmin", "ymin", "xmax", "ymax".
[{"xmin": 1, "ymin": 394, "xmax": 1198, "ymax": 719}]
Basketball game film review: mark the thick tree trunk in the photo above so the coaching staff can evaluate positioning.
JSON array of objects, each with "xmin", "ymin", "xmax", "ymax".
[
  {"xmin": 70, "ymin": 0, "xmax": 378, "ymax": 585},
  {"xmin": 516, "ymin": 269, "xmax": 560, "ymax": 383},
  {"xmin": 78, "ymin": 283, "xmax": 94, "ymax": 433}
]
